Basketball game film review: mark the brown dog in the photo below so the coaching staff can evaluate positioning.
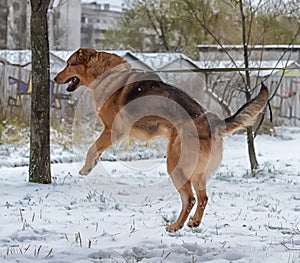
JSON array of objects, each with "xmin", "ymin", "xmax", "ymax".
[{"xmin": 55, "ymin": 48, "xmax": 269, "ymax": 232}]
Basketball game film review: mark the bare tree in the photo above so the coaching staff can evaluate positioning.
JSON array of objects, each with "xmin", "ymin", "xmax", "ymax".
[
  {"xmin": 102, "ymin": 0, "xmax": 299, "ymax": 174},
  {"xmin": 238, "ymin": 0, "xmax": 259, "ymax": 172},
  {"xmin": 29, "ymin": 0, "xmax": 51, "ymax": 184},
  {"xmin": 186, "ymin": 0, "xmax": 300, "ymax": 174}
]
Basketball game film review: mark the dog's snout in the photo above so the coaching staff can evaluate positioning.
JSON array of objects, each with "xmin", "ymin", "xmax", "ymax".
[{"xmin": 54, "ymin": 74, "xmax": 62, "ymax": 83}]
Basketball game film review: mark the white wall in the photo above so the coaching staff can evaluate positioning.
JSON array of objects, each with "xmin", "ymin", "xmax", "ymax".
[{"xmin": 51, "ymin": 0, "xmax": 81, "ymax": 50}]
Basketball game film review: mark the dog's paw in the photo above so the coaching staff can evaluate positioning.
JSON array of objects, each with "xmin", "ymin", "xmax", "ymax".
[
  {"xmin": 79, "ymin": 166, "xmax": 92, "ymax": 175},
  {"xmin": 187, "ymin": 219, "xmax": 200, "ymax": 228},
  {"xmin": 166, "ymin": 223, "xmax": 183, "ymax": 232},
  {"xmin": 79, "ymin": 159, "xmax": 98, "ymax": 175}
]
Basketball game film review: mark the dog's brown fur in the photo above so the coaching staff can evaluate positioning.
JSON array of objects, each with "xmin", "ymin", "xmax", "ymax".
[{"xmin": 55, "ymin": 48, "xmax": 269, "ymax": 232}]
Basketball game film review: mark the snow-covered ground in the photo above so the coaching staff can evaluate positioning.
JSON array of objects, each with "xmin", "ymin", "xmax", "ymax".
[{"xmin": 0, "ymin": 127, "xmax": 300, "ymax": 262}]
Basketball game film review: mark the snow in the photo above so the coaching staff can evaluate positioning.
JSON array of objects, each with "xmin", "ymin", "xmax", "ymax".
[
  {"xmin": 133, "ymin": 53, "xmax": 195, "ymax": 70},
  {"xmin": 0, "ymin": 127, "xmax": 300, "ymax": 262},
  {"xmin": 195, "ymin": 60, "xmax": 297, "ymax": 77}
]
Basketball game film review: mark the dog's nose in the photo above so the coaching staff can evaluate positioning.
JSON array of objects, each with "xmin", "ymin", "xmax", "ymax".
[{"xmin": 54, "ymin": 75, "xmax": 58, "ymax": 83}]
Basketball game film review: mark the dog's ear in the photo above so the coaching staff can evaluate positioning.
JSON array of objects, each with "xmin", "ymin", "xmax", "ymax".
[{"xmin": 76, "ymin": 48, "xmax": 97, "ymax": 64}]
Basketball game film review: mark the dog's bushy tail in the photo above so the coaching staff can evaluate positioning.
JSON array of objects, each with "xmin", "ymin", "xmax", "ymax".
[{"xmin": 222, "ymin": 83, "xmax": 269, "ymax": 136}]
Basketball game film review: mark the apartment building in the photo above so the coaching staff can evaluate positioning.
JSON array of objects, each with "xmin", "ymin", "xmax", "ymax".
[
  {"xmin": 0, "ymin": 0, "xmax": 123, "ymax": 50},
  {"xmin": 50, "ymin": 0, "xmax": 81, "ymax": 50},
  {"xmin": 0, "ymin": 0, "xmax": 8, "ymax": 49},
  {"xmin": 0, "ymin": 0, "xmax": 30, "ymax": 49},
  {"xmin": 81, "ymin": 2, "xmax": 123, "ymax": 48}
]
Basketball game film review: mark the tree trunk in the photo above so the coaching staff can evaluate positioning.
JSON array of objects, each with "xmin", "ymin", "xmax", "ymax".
[
  {"xmin": 239, "ymin": 0, "xmax": 259, "ymax": 175},
  {"xmin": 246, "ymin": 127, "xmax": 258, "ymax": 172},
  {"xmin": 245, "ymin": 87, "xmax": 259, "ymax": 175},
  {"xmin": 29, "ymin": 0, "xmax": 51, "ymax": 184}
]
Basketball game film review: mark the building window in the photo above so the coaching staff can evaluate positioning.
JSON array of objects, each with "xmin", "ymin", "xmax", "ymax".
[
  {"xmin": 13, "ymin": 2, "xmax": 20, "ymax": 11},
  {"xmin": 81, "ymin": 17, "xmax": 89, "ymax": 23},
  {"xmin": 95, "ymin": 28, "xmax": 106, "ymax": 34},
  {"xmin": 54, "ymin": 11, "xmax": 60, "ymax": 19}
]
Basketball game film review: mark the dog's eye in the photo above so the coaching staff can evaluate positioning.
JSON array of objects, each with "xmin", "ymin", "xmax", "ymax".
[{"xmin": 69, "ymin": 60, "xmax": 78, "ymax": 66}]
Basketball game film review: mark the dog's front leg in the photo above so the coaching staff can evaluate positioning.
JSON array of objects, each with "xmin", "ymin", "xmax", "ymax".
[{"xmin": 79, "ymin": 128, "xmax": 114, "ymax": 175}]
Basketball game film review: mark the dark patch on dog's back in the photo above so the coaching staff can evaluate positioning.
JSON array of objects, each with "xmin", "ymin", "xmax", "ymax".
[{"xmin": 121, "ymin": 71, "xmax": 206, "ymax": 120}]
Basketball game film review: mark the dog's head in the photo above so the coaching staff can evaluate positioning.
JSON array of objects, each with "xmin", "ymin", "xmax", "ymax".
[{"xmin": 54, "ymin": 48, "xmax": 126, "ymax": 92}]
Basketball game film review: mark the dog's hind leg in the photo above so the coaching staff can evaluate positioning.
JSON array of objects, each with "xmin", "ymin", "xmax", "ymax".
[
  {"xmin": 165, "ymin": 133, "xmax": 196, "ymax": 232},
  {"xmin": 166, "ymin": 180, "xmax": 195, "ymax": 232},
  {"xmin": 80, "ymin": 128, "xmax": 116, "ymax": 175},
  {"xmin": 187, "ymin": 178, "xmax": 208, "ymax": 228}
]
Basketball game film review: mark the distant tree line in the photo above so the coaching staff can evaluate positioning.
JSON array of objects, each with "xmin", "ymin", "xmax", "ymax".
[{"xmin": 100, "ymin": 0, "xmax": 300, "ymax": 59}]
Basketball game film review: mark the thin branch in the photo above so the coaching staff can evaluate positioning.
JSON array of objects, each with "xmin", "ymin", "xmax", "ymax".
[
  {"xmin": 144, "ymin": 3, "xmax": 169, "ymax": 51},
  {"xmin": 281, "ymin": 242, "xmax": 300, "ymax": 251},
  {"xmin": 239, "ymin": 0, "xmax": 251, "ymax": 95},
  {"xmin": 267, "ymin": 24, "xmax": 300, "ymax": 101},
  {"xmin": 185, "ymin": 0, "xmax": 246, "ymax": 85}
]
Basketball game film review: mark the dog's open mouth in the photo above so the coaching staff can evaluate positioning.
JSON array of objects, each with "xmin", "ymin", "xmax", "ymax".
[{"xmin": 66, "ymin": 77, "xmax": 80, "ymax": 92}]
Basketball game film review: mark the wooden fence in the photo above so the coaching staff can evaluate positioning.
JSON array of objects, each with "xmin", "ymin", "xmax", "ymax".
[{"xmin": 0, "ymin": 57, "xmax": 299, "ymax": 126}]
